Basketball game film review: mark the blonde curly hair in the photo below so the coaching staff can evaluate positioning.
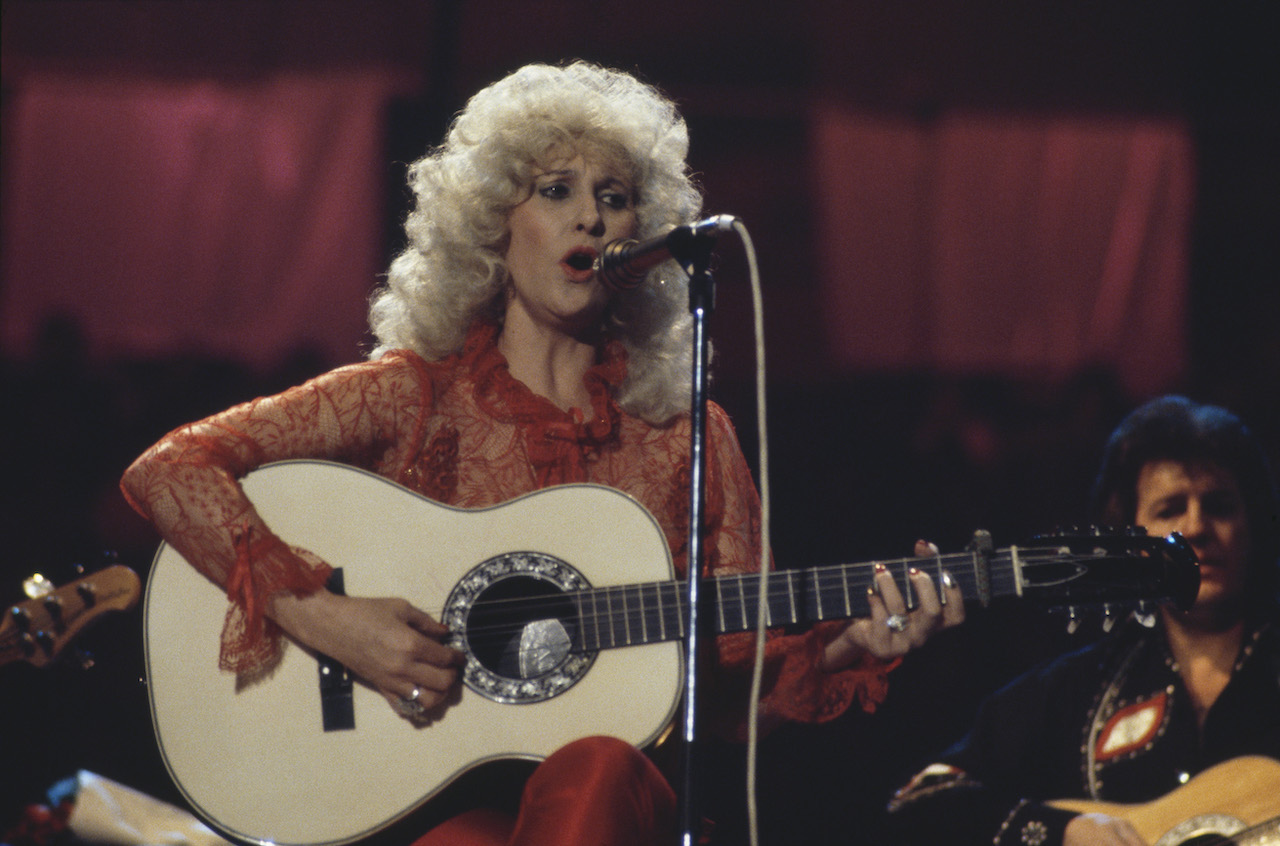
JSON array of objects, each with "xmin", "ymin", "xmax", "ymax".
[{"xmin": 368, "ymin": 61, "xmax": 703, "ymax": 424}]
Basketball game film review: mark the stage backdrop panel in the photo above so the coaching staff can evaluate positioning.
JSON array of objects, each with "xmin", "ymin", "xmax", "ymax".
[
  {"xmin": 2, "ymin": 71, "xmax": 405, "ymax": 369},
  {"xmin": 812, "ymin": 104, "xmax": 1193, "ymax": 395}
]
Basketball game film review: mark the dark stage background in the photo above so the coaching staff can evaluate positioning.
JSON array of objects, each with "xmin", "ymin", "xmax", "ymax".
[{"xmin": 2, "ymin": 2, "xmax": 1277, "ymax": 844}]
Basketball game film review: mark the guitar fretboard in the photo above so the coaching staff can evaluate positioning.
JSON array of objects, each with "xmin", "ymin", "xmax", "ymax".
[{"xmin": 567, "ymin": 544, "xmax": 1155, "ymax": 652}]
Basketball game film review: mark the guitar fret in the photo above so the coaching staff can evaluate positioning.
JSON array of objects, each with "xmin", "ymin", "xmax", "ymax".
[
  {"xmin": 581, "ymin": 588, "xmax": 593, "ymax": 652},
  {"xmin": 901, "ymin": 559, "xmax": 916, "ymax": 611},
  {"xmin": 581, "ymin": 590, "xmax": 593, "ymax": 652},
  {"xmin": 769, "ymin": 572, "xmax": 780, "ymax": 625},
  {"xmin": 785, "ymin": 570, "xmax": 797, "ymax": 625},
  {"xmin": 811, "ymin": 569, "xmax": 824, "ymax": 620},
  {"xmin": 738, "ymin": 574, "xmax": 754, "ymax": 632},
  {"xmin": 970, "ymin": 531, "xmax": 994, "ymax": 606},
  {"xmin": 631, "ymin": 584, "xmax": 646, "ymax": 643},
  {"xmin": 647, "ymin": 583, "xmax": 665, "ymax": 644},
  {"xmin": 715, "ymin": 578, "xmax": 728, "ymax": 634},
  {"xmin": 572, "ymin": 591, "xmax": 587, "ymax": 652},
  {"xmin": 655, "ymin": 583, "xmax": 668, "ymax": 642},
  {"xmin": 672, "ymin": 585, "xmax": 685, "ymax": 638},
  {"xmin": 600, "ymin": 585, "xmax": 609, "ymax": 648},
  {"xmin": 933, "ymin": 553, "xmax": 947, "ymax": 606},
  {"xmin": 609, "ymin": 586, "xmax": 623, "ymax": 648},
  {"xmin": 841, "ymin": 565, "xmax": 853, "ymax": 617},
  {"xmin": 635, "ymin": 584, "xmax": 648, "ymax": 643},
  {"xmin": 762, "ymin": 576, "xmax": 776, "ymax": 626},
  {"xmin": 594, "ymin": 587, "xmax": 606, "ymax": 650},
  {"xmin": 667, "ymin": 584, "xmax": 677, "ymax": 639},
  {"xmin": 597, "ymin": 586, "xmax": 611, "ymax": 648},
  {"xmin": 621, "ymin": 584, "xmax": 632, "ymax": 646}
]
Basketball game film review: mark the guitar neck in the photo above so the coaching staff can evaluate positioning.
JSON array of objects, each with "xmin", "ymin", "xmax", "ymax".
[
  {"xmin": 707, "ymin": 549, "xmax": 1012, "ymax": 635},
  {"xmin": 572, "ymin": 540, "xmax": 1180, "ymax": 651}
]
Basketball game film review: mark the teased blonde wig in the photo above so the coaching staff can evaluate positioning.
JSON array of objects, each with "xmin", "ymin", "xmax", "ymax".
[{"xmin": 369, "ymin": 61, "xmax": 703, "ymax": 424}]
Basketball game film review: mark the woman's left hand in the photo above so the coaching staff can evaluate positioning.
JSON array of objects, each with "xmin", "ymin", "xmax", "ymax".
[{"xmin": 822, "ymin": 540, "xmax": 965, "ymax": 670}]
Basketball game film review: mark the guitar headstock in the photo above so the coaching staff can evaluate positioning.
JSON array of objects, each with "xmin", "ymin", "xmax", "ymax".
[
  {"xmin": 1019, "ymin": 527, "xmax": 1199, "ymax": 614},
  {"xmin": 1, "ymin": 564, "xmax": 141, "ymax": 669}
]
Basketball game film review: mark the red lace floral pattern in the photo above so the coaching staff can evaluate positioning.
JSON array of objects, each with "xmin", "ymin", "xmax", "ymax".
[{"xmin": 121, "ymin": 321, "xmax": 890, "ymax": 732}]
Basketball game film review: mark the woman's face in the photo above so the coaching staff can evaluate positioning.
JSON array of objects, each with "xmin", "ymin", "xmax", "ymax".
[
  {"xmin": 1134, "ymin": 458, "xmax": 1252, "ymax": 624},
  {"xmin": 503, "ymin": 151, "xmax": 638, "ymax": 335}
]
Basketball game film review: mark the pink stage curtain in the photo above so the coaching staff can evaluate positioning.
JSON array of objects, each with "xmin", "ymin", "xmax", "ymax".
[
  {"xmin": 2, "ymin": 70, "xmax": 406, "ymax": 370},
  {"xmin": 811, "ymin": 104, "xmax": 1194, "ymax": 395}
]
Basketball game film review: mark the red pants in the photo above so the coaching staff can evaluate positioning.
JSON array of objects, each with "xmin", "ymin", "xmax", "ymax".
[{"xmin": 410, "ymin": 736, "xmax": 677, "ymax": 846}]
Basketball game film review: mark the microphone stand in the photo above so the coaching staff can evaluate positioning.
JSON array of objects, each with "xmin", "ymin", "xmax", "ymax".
[{"xmin": 673, "ymin": 231, "xmax": 719, "ymax": 846}]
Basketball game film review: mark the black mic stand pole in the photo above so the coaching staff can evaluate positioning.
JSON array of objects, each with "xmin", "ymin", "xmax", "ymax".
[{"xmin": 674, "ymin": 231, "xmax": 719, "ymax": 846}]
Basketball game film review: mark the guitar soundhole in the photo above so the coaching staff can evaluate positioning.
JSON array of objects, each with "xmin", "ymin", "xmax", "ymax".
[
  {"xmin": 468, "ymin": 576, "xmax": 577, "ymax": 678},
  {"xmin": 443, "ymin": 551, "xmax": 596, "ymax": 705}
]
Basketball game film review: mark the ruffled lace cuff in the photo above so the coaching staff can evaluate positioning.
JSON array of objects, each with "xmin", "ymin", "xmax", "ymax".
[{"xmin": 219, "ymin": 524, "xmax": 332, "ymax": 680}]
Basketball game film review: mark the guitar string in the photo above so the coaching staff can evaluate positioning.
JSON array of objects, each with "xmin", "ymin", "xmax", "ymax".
[
  {"xmin": 445, "ymin": 549, "xmax": 1150, "ymax": 617},
  {"xmin": 450, "ymin": 551, "xmax": 1156, "ymax": 628},
  {"xmin": 450, "ymin": 551, "xmax": 1161, "ymax": 649}
]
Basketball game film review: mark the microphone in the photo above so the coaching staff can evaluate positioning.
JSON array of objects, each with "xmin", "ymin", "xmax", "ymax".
[{"xmin": 596, "ymin": 214, "xmax": 736, "ymax": 291}]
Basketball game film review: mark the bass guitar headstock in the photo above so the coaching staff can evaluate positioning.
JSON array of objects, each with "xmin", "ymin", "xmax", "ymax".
[{"xmin": 1, "ymin": 563, "xmax": 141, "ymax": 669}]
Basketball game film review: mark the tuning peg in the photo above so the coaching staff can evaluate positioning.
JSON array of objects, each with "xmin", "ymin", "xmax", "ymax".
[
  {"xmin": 1134, "ymin": 601, "xmax": 1157, "ymax": 628},
  {"xmin": 43, "ymin": 593, "xmax": 65, "ymax": 622},
  {"xmin": 1066, "ymin": 606, "xmax": 1080, "ymax": 634},
  {"xmin": 76, "ymin": 581, "xmax": 97, "ymax": 606},
  {"xmin": 1102, "ymin": 604, "xmax": 1117, "ymax": 633}
]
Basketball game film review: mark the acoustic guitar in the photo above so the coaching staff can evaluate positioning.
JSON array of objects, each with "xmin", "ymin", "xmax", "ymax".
[
  {"xmin": 1051, "ymin": 755, "xmax": 1280, "ymax": 845},
  {"xmin": 145, "ymin": 459, "xmax": 1198, "ymax": 846}
]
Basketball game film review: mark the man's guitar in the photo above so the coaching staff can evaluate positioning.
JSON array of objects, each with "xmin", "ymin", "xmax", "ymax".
[
  {"xmin": 144, "ymin": 460, "xmax": 1198, "ymax": 846},
  {"xmin": 1051, "ymin": 756, "xmax": 1280, "ymax": 845},
  {"xmin": 2, "ymin": 564, "xmax": 141, "ymax": 668}
]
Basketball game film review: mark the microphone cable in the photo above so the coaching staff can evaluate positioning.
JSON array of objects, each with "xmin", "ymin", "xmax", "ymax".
[{"xmin": 735, "ymin": 218, "xmax": 771, "ymax": 846}]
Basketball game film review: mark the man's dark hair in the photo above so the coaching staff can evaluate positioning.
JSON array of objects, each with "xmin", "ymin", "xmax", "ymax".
[{"xmin": 1091, "ymin": 395, "xmax": 1279, "ymax": 610}]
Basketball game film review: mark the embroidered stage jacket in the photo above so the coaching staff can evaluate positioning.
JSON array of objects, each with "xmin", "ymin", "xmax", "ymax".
[{"xmin": 886, "ymin": 615, "xmax": 1280, "ymax": 846}]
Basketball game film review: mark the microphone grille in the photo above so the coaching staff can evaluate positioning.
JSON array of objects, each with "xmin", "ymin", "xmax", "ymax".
[{"xmin": 599, "ymin": 238, "xmax": 647, "ymax": 291}]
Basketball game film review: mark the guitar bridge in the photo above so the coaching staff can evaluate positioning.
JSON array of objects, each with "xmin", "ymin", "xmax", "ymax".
[{"xmin": 318, "ymin": 569, "xmax": 355, "ymax": 731}]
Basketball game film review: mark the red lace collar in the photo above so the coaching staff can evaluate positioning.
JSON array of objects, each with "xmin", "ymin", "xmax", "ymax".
[{"xmin": 464, "ymin": 320, "xmax": 626, "ymax": 450}]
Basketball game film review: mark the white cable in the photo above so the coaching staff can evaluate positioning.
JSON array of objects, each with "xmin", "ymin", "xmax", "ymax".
[{"xmin": 728, "ymin": 218, "xmax": 769, "ymax": 846}]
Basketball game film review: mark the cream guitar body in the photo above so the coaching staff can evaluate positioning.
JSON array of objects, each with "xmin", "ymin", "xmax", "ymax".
[{"xmin": 146, "ymin": 461, "xmax": 681, "ymax": 846}]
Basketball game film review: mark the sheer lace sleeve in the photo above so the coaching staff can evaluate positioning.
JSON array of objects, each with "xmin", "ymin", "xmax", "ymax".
[{"xmin": 120, "ymin": 353, "xmax": 434, "ymax": 675}]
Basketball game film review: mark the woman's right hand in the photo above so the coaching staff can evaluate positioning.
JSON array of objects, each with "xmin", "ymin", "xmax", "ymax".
[
  {"xmin": 1064, "ymin": 813, "xmax": 1148, "ymax": 846},
  {"xmin": 269, "ymin": 588, "xmax": 465, "ymax": 720}
]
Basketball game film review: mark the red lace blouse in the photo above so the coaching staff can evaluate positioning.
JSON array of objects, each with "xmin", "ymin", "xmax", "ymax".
[{"xmin": 122, "ymin": 321, "xmax": 891, "ymax": 736}]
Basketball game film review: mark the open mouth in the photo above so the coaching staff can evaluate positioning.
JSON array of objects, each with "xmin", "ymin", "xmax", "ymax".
[{"xmin": 563, "ymin": 248, "xmax": 597, "ymax": 273}]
